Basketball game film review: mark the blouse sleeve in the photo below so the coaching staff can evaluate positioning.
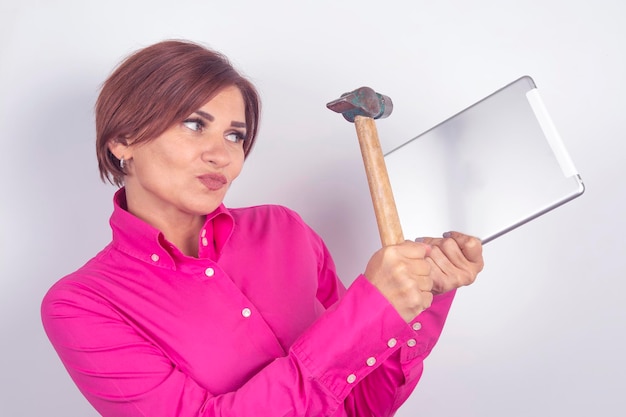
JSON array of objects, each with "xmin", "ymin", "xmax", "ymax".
[
  {"xmin": 42, "ymin": 278, "xmax": 349, "ymax": 417},
  {"xmin": 304, "ymin": 228, "xmax": 456, "ymax": 417},
  {"xmin": 41, "ymin": 209, "xmax": 455, "ymax": 417},
  {"xmin": 43, "ymin": 274, "xmax": 441, "ymax": 417},
  {"xmin": 344, "ymin": 289, "xmax": 456, "ymax": 416}
]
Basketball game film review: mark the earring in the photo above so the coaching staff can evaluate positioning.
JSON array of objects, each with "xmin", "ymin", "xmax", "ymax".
[{"xmin": 120, "ymin": 157, "xmax": 125, "ymax": 169}]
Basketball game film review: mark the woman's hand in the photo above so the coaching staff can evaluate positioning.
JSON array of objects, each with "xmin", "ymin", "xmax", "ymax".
[
  {"xmin": 364, "ymin": 232, "xmax": 483, "ymax": 322},
  {"xmin": 418, "ymin": 231, "xmax": 484, "ymax": 295},
  {"xmin": 364, "ymin": 241, "xmax": 434, "ymax": 322}
]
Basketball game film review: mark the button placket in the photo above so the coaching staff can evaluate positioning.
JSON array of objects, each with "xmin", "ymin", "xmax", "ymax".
[{"xmin": 200, "ymin": 228, "xmax": 209, "ymax": 247}]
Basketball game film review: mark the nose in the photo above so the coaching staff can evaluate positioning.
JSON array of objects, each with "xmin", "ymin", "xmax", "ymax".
[{"xmin": 200, "ymin": 135, "xmax": 231, "ymax": 167}]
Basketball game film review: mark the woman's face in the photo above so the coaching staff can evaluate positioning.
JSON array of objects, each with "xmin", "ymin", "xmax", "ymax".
[{"xmin": 113, "ymin": 85, "xmax": 247, "ymax": 222}]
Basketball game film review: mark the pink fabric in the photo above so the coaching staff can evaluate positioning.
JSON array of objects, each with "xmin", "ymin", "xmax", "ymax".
[{"xmin": 41, "ymin": 188, "xmax": 455, "ymax": 417}]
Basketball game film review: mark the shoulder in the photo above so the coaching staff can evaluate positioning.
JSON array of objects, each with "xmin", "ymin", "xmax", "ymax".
[
  {"xmin": 228, "ymin": 204, "xmax": 300, "ymax": 217},
  {"xmin": 228, "ymin": 204, "xmax": 310, "ymax": 230},
  {"xmin": 226, "ymin": 204, "xmax": 325, "ymax": 252},
  {"xmin": 41, "ymin": 245, "xmax": 116, "ymax": 311}
]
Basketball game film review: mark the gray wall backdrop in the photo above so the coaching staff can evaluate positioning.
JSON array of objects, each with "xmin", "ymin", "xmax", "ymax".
[{"xmin": 1, "ymin": 1, "xmax": 624, "ymax": 416}]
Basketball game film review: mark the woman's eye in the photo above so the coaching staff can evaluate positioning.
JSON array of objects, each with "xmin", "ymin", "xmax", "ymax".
[
  {"xmin": 225, "ymin": 132, "xmax": 246, "ymax": 143},
  {"xmin": 182, "ymin": 119, "xmax": 205, "ymax": 132}
]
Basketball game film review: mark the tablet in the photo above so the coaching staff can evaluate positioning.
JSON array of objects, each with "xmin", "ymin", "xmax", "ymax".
[{"xmin": 384, "ymin": 76, "xmax": 585, "ymax": 244}]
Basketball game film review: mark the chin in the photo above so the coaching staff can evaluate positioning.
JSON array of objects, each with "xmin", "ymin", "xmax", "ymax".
[{"xmin": 189, "ymin": 199, "xmax": 223, "ymax": 215}]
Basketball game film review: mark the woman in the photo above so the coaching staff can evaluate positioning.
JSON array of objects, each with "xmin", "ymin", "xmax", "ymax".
[{"xmin": 42, "ymin": 40, "xmax": 483, "ymax": 417}]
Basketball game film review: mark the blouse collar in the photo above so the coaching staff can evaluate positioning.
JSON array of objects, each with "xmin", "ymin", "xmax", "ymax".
[{"xmin": 109, "ymin": 188, "xmax": 235, "ymax": 269}]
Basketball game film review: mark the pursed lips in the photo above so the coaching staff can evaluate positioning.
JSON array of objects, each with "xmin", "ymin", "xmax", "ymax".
[{"xmin": 197, "ymin": 173, "xmax": 228, "ymax": 191}]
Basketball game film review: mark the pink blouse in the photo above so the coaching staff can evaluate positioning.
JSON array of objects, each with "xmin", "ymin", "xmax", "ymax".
[{"xmin": 42, "ymin": 189, "xmax": 455, "ymax": 417}]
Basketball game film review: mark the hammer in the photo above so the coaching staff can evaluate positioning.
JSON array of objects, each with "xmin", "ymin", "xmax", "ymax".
[{"xmin": 327, "ymin": 86, "xmax": 404, "ymax": 247}]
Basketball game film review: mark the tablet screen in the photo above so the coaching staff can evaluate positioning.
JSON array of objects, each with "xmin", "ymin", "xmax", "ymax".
[{"xmin": 385, "ymin": 76, "xmax": 584, "ymax": 243}]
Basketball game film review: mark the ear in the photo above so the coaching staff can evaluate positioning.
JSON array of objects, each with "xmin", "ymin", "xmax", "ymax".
[{"xmin": 107, "ymin": 137, "xmax": 132, "ymax": 161}]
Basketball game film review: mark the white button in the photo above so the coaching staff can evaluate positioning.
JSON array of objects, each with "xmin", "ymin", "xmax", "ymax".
[
  {"xmin": 201, "ymin": 229, "xmax": 207, "ymax": 237},
  {"xmin": 347, "ymin": 374, "xmax": 357, "ymax": 384},
  {"xmin": 150, "ymin": 254, "xmax": 160, "ymax": 262},
  {"xmin": 202, "ymin": 237, "xmax": 209, "ymax": 246},
  {"xmin": 412, "ymin": 322, "xmax": 422, "ymax": 331},
  {"xmin": 407, "ymin": 339, "xmax": 417, "ymax": 347},
  {"xmin": 241, "ymin": 308, "xmax": 252, "ymax": 318},
  {"xmin": 205, "ymin": 267, "xmax": 215, "ymax": 277},
  {"xmin": 387, "ymin": 338, "xmax": 397, "ymax": 348},
  {"xmin": 366, "ymin": 357, "xmax": 376, "ymax": 367}
]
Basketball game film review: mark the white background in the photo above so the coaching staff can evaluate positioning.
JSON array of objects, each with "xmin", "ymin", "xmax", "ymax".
[{"xmin": 1, "ymin": 1, "xmax": 624, "ymax": 416}]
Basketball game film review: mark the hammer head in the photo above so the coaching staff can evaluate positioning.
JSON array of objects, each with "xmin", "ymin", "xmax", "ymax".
[{"xmin": 326, "ymin": 86, "xmax": 393, "ymax": 122}]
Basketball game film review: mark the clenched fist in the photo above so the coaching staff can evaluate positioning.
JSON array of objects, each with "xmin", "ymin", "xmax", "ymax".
[
  {"xmin": 417, "ymin": 231, "xmax": 484, "ymax": 295},
  {"xmin": 364, "ymin": 232, "xmax": 484, "ymax": 322},
  {"xmin": 364, "ymin": 241, "xmax": 434, "ymax": 322}
]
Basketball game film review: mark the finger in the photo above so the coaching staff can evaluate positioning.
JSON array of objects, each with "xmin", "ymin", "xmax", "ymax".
[
  {"xmin": 426, "ymin": 251, "xmax": 461, "ymax": 295},
  {"xmin": 443, "ymin": 231, "xmax": 484, "ymax": 266},
  {"xmin": 422, "ymin": 233, "xmax": 475, "ymax": 266},
  {"xmin": 415, "ymin": 236, "xmax": 436, "ymax": 245},
  {"xmin": 417, "ymin": 234, "xmax": 477, "ymax": 272},
  {"xmin": 431, "ymin": 239, "xmax": 482, "ymax": 292},
  {"xmin": 397, "ymin": 240, "xmax": 432, "ymax": 259},
  {"xmin": 422, "ymin": 237, "xmax": 469, "ymax": 269},
  {"xmin": 427, "ymin": 245, "xmax": 457, "ymax": 279}
]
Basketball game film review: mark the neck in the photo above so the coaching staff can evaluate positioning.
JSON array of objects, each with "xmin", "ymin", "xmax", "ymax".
[
  {"xmin": 123, "ymin": 191, "xmax": 206, "ymax": 258},
  {"xmin": 160, "ymin": 218, "xmax": 204, "ymax": 258}
]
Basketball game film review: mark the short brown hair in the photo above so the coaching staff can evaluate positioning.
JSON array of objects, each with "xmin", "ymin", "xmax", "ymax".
[{"xmin": 96, "ymin": 40, "xmax": 261, "ymax": 186}]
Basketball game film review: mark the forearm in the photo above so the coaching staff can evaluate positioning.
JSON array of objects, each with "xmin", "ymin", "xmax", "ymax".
[
  {"xmin": 43, "ymin": 293, "xmax": 339, "ymax": 417},
  {"xmin": 42, "ymin": 275, "xmax": 416, "ymax": 417}
]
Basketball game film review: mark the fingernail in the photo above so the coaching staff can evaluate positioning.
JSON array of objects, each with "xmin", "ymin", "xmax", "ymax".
[
  {"xmin": 415, "ymin": 237, "xmax": 424, "ymax": 242},
  {"xmin": 443, "ymin": 232, "xmax": 452, "ymax": 238}
]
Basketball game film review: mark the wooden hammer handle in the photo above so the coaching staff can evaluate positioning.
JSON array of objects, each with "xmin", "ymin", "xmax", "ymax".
[{"xmin": 354, "ymin": 115, "xmax": 404, "ymax": 247}]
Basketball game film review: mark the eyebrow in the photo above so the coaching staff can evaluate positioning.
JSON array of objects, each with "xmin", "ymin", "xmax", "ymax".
[
  {"xmin": 194, "ymin": 110, "xmax": 215, "ymax": 121},
  {"xmin": 194, "ymin": 110, "xmax": 246, "ymax": 129}
]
